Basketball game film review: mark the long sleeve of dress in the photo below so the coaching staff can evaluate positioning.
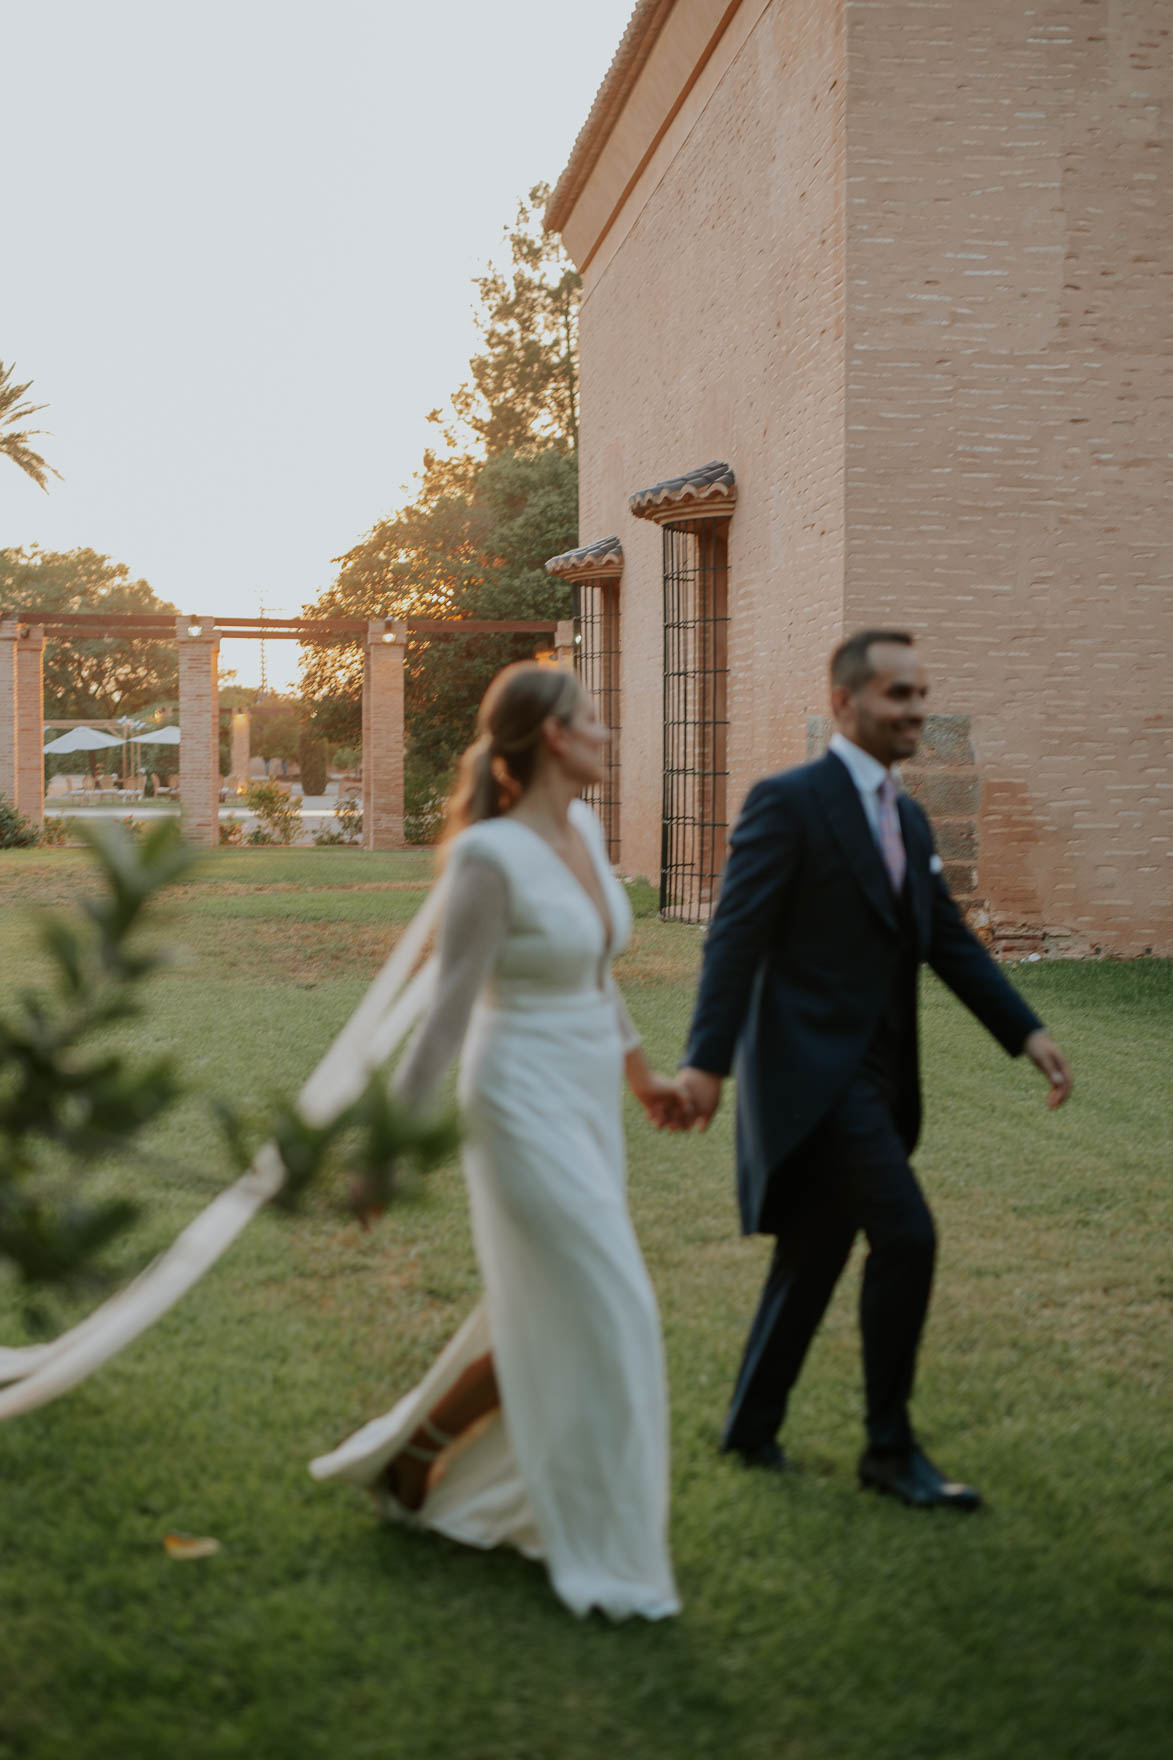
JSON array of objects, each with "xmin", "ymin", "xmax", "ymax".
[{"xmin": 392, "ymin": 852, "xmax": 509, "ymax": 1109}]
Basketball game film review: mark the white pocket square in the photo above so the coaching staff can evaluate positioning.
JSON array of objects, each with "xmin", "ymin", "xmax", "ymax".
[{"xmin": 929, "ymin": 854, "xmax": 944, "ymax": 875}]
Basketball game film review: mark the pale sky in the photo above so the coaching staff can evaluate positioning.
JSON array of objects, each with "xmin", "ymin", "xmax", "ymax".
[{"xmin": 3, "ymin": 0, "xmax": 632, "ymax": 690}]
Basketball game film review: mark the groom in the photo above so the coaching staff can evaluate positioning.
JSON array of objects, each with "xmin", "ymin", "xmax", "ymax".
[{"xmin": 678, "ymin": 630, "xmax": 1072, "ymax": 1509}]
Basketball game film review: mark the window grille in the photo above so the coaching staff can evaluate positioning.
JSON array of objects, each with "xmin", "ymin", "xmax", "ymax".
[
  {"xmin": 660, "ymin": 521, "xmax": 729, "ymax": 921},
  {"xmin": 573, "ymin": 581, "xmax": 621, "ymax": 862}
]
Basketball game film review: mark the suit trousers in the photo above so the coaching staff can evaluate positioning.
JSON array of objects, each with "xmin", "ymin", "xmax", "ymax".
[{"xmin": 723, "ymin": 1073, "xmax": 937, "ymax": 1455}]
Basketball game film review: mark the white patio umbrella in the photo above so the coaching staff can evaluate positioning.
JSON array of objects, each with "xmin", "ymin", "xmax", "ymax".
[
  {"xmin": 131, "ymin": 725, "xmax": 181, "ymax": 745},
  {"xmin": 42, "ymin": 727, "xmax": 125, "ymax": 755}
]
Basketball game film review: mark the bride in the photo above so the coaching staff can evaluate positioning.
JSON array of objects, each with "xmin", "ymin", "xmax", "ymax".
[{"xmin": 310, "ymin": 661, "xmax": 689, "ymax": 1620}]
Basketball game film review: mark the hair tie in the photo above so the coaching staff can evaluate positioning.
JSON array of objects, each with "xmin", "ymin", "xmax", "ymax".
[{"xmin": 490, "ymin": 754, "xmax": 522, "ymax": 809}]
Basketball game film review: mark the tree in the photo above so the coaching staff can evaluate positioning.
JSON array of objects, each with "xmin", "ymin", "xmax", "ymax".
[
  {"xmin": 403, "ymin": 448, "xmax": 576, "ymax": 776},
  {"xmin": 299, "ymin": 184, "xmax": 581, "ymax": 800},
  {"xmin": 300, "ymin": 448, "xmax": 575, "ymax": 772},
  {"xmin": 0, "ymin": 547, "xmax": 178, "ymax": 718},
  {"xmin": 0, "ymin": 361, "xmax": 61, "ymax": 493},
  {"xmin": 298, "ymin": 733, "xmax": 328, "ymax": 796},
  {"xmin": 446, "ymin": 182, "xmax": 580, "ymax": 458},
  {"xmin": 251, "ymin": 702, "xmax": 301, "ymax": 768}
]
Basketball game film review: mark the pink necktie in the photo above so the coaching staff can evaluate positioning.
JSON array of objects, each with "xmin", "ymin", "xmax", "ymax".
[{"xmin": 876, "ymin": 775, "xmax": 906, "ymax": 894}]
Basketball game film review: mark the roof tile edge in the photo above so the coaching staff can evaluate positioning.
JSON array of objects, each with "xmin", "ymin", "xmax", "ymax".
[
  {"xmin": 545, "ymin": 0, "xmax": 679, "ymax": 235},
  {"xmin": 544, "ymin": 536, "xmax": 624, "ymax": 581},
  {"xmin": 629, "ymin": 460, "xmax": 737, "ymax": 524}
]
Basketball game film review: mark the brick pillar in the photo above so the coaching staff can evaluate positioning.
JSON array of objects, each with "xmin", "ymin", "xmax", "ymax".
[
  {"xmin": 177, "ymin": 616, "xmax": 221, "ymax": 848},
  {"xmin": 228, "ymin": 709, "xmax": 249, "ymax": 793},
  {"xmin": 0, "ymin": 621, "xmax": 21, "ymax": 808},
  {"xmin": 554, "ymin": 619, "xmax": 577, "ymax": 672},
  {"xmin": 362, "ymin": 620, "xmax": 405, "ymax": 850},
  {"xmin": 15, "ymin": 626, "xmax": 45, "ymax": 824}
]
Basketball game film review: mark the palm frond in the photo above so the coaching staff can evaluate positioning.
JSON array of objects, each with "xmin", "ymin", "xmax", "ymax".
[{"xmin": 0, "ymin": 360, "xmax": 62, "ymax": 491}]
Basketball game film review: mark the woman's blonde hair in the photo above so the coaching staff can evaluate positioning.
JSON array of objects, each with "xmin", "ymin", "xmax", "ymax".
[{"xmin": 444, "ymin": 661, "xmax": 582, "ymax": 840}]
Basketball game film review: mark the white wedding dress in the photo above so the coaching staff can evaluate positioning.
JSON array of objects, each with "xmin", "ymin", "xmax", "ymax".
[{"xmin": 309, "ymin": 800, "xmax": 680, "ymax": 1622}]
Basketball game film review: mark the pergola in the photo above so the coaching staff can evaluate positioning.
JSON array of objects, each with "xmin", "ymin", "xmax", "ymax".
[{"xmin": 0, "ymin": 612, "xmax": 575, "ymax": 848}]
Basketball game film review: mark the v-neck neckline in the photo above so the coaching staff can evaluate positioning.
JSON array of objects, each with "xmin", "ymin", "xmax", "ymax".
[{"xmin": 505, "ymin": 810, "xmax": 615, "ymax": 951}]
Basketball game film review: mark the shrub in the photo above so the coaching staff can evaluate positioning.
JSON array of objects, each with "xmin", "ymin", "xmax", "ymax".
[
  {"xmin": 332, "ymin": 745, "xmax": 360, "ymax": 773},
  {"xmin": 244, "ymin": 779, "xmax": 301, "ymax": 846},
  {"xmin": 404, "ymin": 758, "xmax": 451, "ymax": 846},
  {"xmin": 298, "ymin": 735, "xmax": 328, "ymax": 797},
  {"xmin": 0, "ymin": 796, "xmax": 39, "ymax": 849},
  {"xmin": 312, "ymin": 794, "xmax": 363, "ymax": 848},
  {"xmin": 336, "ymin": 794, "xmax": 362, "ymax": 844},
  {"xmin": 39, "ymin": 815, "xmax": 73, "ymax": 848},
  {"xmin": 218, "ymin": 818, "xmax": 244, "ymax": 846}
]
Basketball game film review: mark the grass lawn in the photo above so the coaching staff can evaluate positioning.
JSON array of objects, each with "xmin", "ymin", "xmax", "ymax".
[{"xmin": 0, "ymin": 847, "xmax": 1169, "ymax": 1760}]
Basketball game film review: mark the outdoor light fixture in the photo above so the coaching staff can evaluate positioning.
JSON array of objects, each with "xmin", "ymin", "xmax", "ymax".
[
  {"xmin": 187, "ymin": 621, "xmax": 203, "ymax": 638},
  {"xmin": 381, "ymin": 628, "xmax": 397, "ymax": 644},
  {"xmin": 574, "ymin": 632, "xmax": 582, "ymax": 644}
]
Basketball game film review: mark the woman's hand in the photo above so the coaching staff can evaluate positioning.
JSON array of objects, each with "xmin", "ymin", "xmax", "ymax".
[{"xmin": 626, "ymin": 1053, "xmax": 698, "ymax": 1131}]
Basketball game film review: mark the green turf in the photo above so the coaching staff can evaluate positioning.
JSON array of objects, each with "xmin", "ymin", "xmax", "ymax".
[{"xmin": 0, "ymin": 847, "xmax": 1169, "ymax": 1760}]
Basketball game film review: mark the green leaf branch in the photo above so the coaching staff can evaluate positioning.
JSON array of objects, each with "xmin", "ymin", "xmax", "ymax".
[{"xmin": 0, "ymin": 823, "xmax": 459, "ymax": 1308}]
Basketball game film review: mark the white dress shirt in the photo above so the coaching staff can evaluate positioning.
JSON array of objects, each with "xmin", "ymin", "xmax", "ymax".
[
  {"xmin": 827, "ymin": 733, "xmax": 943, "ymax": 876},
  {"xmin": 827, "ymin": 731, "xmax": 903, "ymax": 846}
]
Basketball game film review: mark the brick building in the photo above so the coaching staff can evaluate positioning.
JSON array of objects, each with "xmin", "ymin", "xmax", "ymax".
[{"xmin": 545, "ymin": 0, "xmax": 1171, "ymax": 953}]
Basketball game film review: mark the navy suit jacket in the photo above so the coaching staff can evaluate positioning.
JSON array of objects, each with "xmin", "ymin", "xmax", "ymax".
[{"xmin": 683, "ymin": 751, "xmax": 1043, "ymax": 1235}]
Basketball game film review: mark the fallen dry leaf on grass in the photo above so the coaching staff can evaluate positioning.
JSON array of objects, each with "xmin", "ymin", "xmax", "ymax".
[{"xmin": 163, "ymin": 1533, "xmax": 222, "ymax": 1560}]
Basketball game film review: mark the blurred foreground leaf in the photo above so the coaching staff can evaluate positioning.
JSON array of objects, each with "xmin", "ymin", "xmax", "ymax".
[{"xmin": 1, "ymin": 824, "xmax": 461, "ymax": 1317}]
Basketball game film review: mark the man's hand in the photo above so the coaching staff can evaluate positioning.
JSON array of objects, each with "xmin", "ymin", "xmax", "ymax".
[
  {"xmin": 634, "ymin": 1071, "xmax": 697, "ymax": 1132},
  {"xmin": 1023, "ymin": 1030, "xmax": 1073, "ymax": 1109},
  {"xmin": 677, "ymin": 1067, "xmax": 724, "ymax": 1131}
]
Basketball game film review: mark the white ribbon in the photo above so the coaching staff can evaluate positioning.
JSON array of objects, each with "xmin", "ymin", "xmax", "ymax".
[{"xmin": 0, "ymin": 877, "xmax": 445, "ymax": 1420}]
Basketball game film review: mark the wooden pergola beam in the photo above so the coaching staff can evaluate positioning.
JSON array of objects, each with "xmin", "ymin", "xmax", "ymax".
[
  {"xmin": 3, "ymin": 612, "xmax": 560, "ymax": 640},
  {"xmin": 7, "ymin": 610, "xmax": 571, "ymax": 849}
]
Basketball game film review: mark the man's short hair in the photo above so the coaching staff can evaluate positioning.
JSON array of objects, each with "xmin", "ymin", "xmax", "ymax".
[{"xmin": 830, "ymin": 629, "xmax": 914, "ymax": 693}]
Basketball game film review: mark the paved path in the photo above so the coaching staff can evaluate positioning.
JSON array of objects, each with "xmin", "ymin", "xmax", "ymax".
[{"xmin": 44, "ymin": 795, "xmax": 350, "ymax": 842}]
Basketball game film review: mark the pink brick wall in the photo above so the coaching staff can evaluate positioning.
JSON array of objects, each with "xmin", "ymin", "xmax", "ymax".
[
  {"xmin": 560, "ymin": 0, "xmax": 1171, "ymax": 951},
  {"xmin": 576, "ymin": 0, "xmax": 846, "ymax": 881},
  {"xmin": 844, "ymin": 0, "xmax": 1172, "ymax": 953}
]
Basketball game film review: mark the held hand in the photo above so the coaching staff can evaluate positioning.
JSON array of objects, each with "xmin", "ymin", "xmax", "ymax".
[
  {"xmin": 1023, "ymin": 1030, "xmax": 1073, "ymax": 1109},
  {"xmin": 634, "ymin": 1072, "xmax": 698, "ymax": 1132},
  {"xmin": 676, "ymin": 1067, "xmax": 724, "ymax": 1132}
]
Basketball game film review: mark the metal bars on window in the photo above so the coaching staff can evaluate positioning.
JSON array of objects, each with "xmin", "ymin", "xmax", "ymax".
[
  {"xmin": 660, "ymin": 521, "xmax": 729, "ymax": 921},
  {"xmin": 572, "ymin": 581, "xmax": 621, "ymax": 861}
]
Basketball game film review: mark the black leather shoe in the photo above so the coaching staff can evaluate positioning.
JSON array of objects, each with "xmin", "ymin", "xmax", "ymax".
[
  {"xmin": 724, "ymin": 1440, "xmax": 794, "ymax": 1475},
  {"xmin": 858, "ymin": 1446, "xmax": 982, "ymax": 1510}
]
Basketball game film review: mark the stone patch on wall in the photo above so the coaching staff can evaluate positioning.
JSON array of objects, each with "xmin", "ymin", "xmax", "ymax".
[{"xmin": 803, "ymin": 713, "xmax": 1103, "ymax": 957}]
